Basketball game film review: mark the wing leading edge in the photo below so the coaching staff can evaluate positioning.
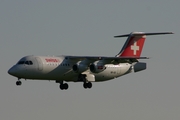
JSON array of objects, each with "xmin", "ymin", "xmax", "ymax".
[{"xmin": 64, "ymin": 56, "xmax": 149, "ymax": 63}]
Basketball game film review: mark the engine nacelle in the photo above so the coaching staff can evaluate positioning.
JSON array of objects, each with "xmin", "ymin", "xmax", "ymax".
[
  {"xmin": 72, "ymin": 62, "xmax": 88, "ymax": 73},
  {"xmin": 90, "ymin": 61, "xmax": 106, "ymax": 73},
  {"xmin": 133, "ymin": 62, "xmax": 146, "ymax": 72}
]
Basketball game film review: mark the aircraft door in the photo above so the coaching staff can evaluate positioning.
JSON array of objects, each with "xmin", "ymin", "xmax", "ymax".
[
  {"xmin": 35, "ymin": 57, "xmax": 43, "ymax": 71},
  {"xmin": 22, "ymin": 61, "xmax": 28, "ymax": 75}
]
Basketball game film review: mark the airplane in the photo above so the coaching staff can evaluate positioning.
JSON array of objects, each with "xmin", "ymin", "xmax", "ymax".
[{"xmin": 8, "ymin": 32, "xmax": 173, "ymax": 90}]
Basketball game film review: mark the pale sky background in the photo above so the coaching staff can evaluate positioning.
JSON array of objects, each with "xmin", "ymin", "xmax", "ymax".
[{"xmin": 0, "ymin": 0, "xmax": 180, "ymax": 120}]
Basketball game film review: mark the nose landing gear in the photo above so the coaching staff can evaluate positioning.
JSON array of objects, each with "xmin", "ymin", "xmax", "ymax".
[{"xmin": 16, "ymin": 79, "xmax": 22, "ymax": 86}]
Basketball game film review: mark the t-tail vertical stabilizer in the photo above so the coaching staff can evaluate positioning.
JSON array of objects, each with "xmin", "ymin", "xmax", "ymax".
[{"xmin": 114, "ymin": 32, "xmax": 173, "ymax": 57}]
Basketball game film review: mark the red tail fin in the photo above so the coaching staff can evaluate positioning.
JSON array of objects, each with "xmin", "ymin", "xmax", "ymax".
[
  {"xmin": 120, "ymin": 33, "xmax": 145, "ymax": 57},
  {"xmin": 115, "ymin": 32, "xmax": 173, "ymax": 57}
]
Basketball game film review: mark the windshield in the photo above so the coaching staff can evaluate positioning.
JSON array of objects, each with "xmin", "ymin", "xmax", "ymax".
[
  {"xmin": 17, "ymin": 61, "xmax": 25, "ymax": 64},
  {"xmin": 17, "ymin": 61, "xmax": 33, "ymax": 65}
]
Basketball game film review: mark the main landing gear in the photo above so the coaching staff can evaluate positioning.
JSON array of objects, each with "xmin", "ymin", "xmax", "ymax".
[
  {"xmin": 58, "ymin": 81, "xmax": 92, "ymax": 90},
  {"xmin": 56, "ymin": 75, "xmax": 92, "ymax": 90},
  {"xmin": 56, "ymin": 81, "xmax": 69, "ymax": 90},
  {"xmin": 59, "ymin": 83, "xmax": 69, "ymax": 90},
  {"xmin": 16, "ymin": 78, "xmax": 22, "ymax": 86},
  {"xmin": 79, "ymin": 74, "xmax": 92, "ymax": 89},
  {"xmin": 83, "ymin": 82, "xmax": 92, "ymax": 89}
]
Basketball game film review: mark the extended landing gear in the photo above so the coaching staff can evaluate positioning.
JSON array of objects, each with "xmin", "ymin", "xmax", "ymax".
[
  {"xmin": 16, "ymin": 80, "xmax": 22, "ymax": 86},
  {"xmin": 83, "ymin": 82, "xmax": 92, "ymax": 89},
  {"xmin": 16, "ymin": 78, "xmax": 22, "ymax": 86},
  {"xmin": 59, "ymin": 83, "xmax": 69, "ymax": 90},
  {"xmin": 56, "ymin": 81, "xmax": 69, "ymax": 90},
  {"xmin": 79, "ymin": 74, "xmax": 93, "ymax": 89}
]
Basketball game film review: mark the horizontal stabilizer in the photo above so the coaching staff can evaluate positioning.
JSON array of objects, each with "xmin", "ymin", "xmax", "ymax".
[{"xmin": 114, "ymin": 32, "xmax": 174, "ymax": 38}]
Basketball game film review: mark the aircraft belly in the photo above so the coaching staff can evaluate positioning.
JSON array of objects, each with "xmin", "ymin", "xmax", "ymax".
[{"xmin": 44, "ymin": 68, "xmax": 76, "ymax": 80}]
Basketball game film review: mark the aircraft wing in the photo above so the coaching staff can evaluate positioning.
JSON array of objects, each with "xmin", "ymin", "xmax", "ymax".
[{"xmin": 64, "ymin": 56, "xmax": 149, "ymax": 63}]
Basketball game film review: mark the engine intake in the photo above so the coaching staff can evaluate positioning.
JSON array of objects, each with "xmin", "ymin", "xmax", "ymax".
[
  {"xmin": 72, "ymin": 62, "xmax": 88, "ymax": 73},
  {"xmin": 90, "ymin": 63, "xmax": 106, "ymax": 73}
]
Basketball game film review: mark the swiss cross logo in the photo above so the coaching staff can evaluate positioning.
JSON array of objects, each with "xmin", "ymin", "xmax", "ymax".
[
  {"xmin": 119, "ymin": 36, "xmax": 145, "ymax": 57},
  {"xmin": 131, "ymin": 40, "xmax": 139, "ymax": 55}
]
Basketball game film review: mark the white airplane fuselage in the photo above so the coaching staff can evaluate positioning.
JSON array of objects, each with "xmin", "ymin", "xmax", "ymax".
[{"xmin": 9, "ymin": 55, "xmax": 132, "ymax": 82}]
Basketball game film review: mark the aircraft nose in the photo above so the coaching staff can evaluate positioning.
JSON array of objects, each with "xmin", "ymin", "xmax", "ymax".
[{"xmin": 8, "ymin": 66, "xmax": 17, "ymax": 76}]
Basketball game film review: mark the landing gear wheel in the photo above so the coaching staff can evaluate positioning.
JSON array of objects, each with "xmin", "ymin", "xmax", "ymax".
[
  {"xmin": 59, "ymin": 83, "xmax": 69, "ymax": 90},
  {"xmin": 83, "ymin": 83, "xmax": 88, "ymax": 89},
  {"xmin": 16, "ymin": 81, "xmax": 22, "ymax": 86},
  {"xmin": 60, "ymin": 84, "xmax": 64, "ymax": 90},
  {"xmin": 83, "ymin": 82, "xmax": 92, "ymax": 89},
  {"xmin": 87, "ymin": 82, "xmax": 92, "ymax": 88},
  {"xmin": 64, "ymin": 83, "xmax": 69, "ymax": 90}
]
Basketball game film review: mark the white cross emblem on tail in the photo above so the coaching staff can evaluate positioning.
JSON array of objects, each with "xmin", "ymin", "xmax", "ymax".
[{"xmin": 131, "ymin": 40, "xmax": 139, "ymax": 55}]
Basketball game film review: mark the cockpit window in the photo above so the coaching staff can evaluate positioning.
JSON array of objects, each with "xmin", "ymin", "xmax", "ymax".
[
  {"xmin": 25, "ymin": 61, "xmax": 29, "ymax": 65},
  {"xmin": 17, "ymin": 61, "xmax": 33, "ymax": 65},
  {"xmin": 18, "ymin": 61, "xmax": 25, "ymax": 64},
  {"xmin": 29, "ymin": 61, "xmax": 33, "ymax": 65}
]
